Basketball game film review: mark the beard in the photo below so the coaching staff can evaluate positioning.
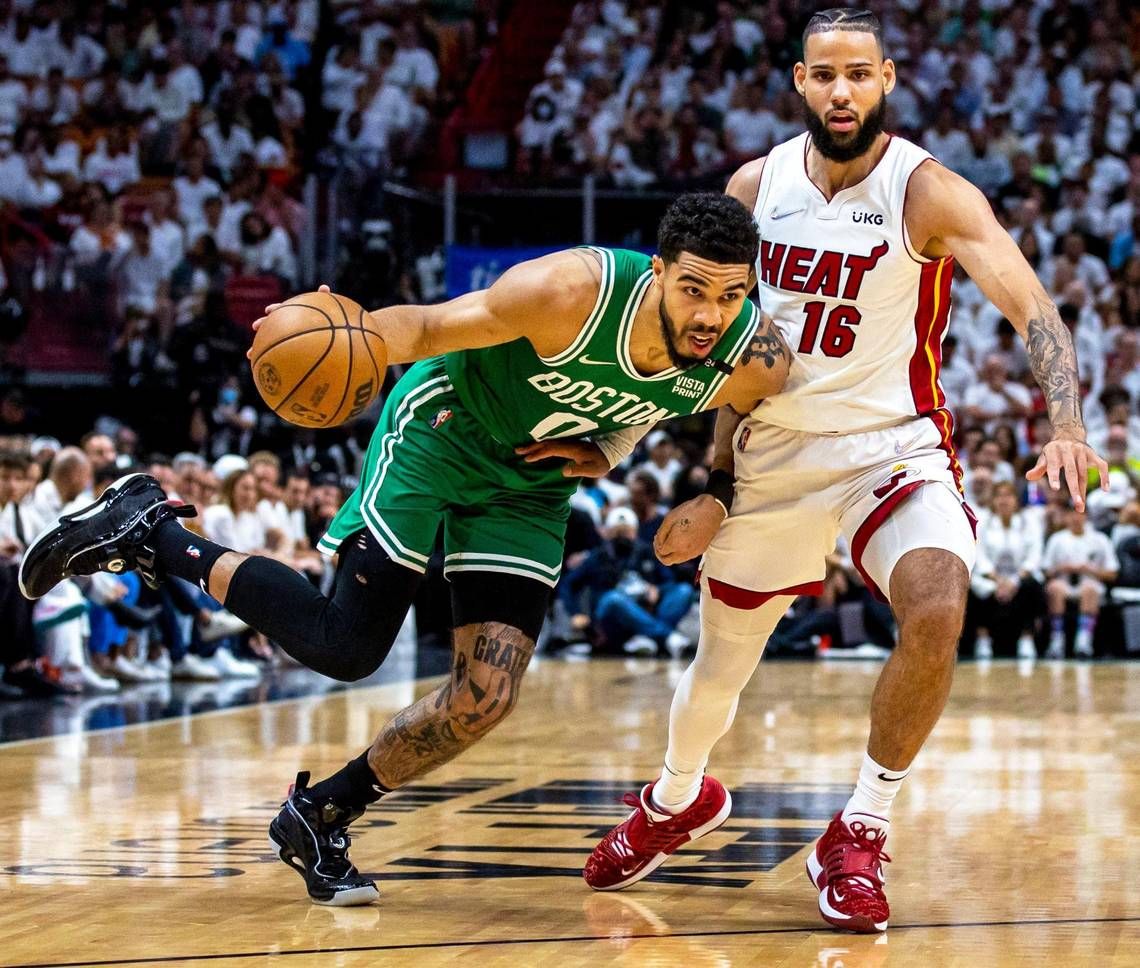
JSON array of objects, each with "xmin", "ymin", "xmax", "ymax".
[
  {"xmin": 659, "ymin": 300, "xmax": 711, "ymax": 371},
  {"xmin": 803, "ymin": 92, "xmax": 887, "ymax": 162}
]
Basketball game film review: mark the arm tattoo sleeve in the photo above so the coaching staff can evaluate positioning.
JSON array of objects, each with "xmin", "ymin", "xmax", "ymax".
[
  {"xmin": 740, "ymin": 316, "xmax": 790, "ymax": 369},
  {"xmin": 1025, "ymin": 295, "xmax": 1084, "ymax": 436}
]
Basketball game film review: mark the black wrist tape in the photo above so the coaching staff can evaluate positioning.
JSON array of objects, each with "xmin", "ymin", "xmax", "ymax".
[{"xmin": 704, "ymin": 468, "xmax": 735, "ymax": 512}]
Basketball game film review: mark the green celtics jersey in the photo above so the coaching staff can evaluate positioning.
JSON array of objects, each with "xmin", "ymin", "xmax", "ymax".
[{"xmin": 444, "ymin": 247, "xmax": 760, "ymax": 446}]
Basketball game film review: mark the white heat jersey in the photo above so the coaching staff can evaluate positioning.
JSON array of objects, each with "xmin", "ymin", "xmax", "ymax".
[{"xmin": 752, "ymin": 133, "xmax": 954, "ymax": 437}]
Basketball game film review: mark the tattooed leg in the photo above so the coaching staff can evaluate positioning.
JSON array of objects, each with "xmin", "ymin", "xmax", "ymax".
[{"xmin": 367, "ymin": 622, "xmax": 536, "ymax": 788}]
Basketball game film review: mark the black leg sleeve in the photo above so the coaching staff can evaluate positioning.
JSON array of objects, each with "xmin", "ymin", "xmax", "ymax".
[{"xmin": 222, "ymin": 530, "xmax": 422, "ymax": 681}]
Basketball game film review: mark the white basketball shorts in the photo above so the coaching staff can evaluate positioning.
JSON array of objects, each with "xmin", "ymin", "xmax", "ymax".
[{"xmin": 700, "ymin": 416, "xmax": 978, "ymax": 608}]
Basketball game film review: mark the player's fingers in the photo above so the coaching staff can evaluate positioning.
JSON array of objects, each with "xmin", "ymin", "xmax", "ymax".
[
  {"xmin": 263, "ymin": 302, "xmax": 282, "ymax": 315},
  {"xmin": 1094, "ymin": 451, "xmax": 1111, "ymax": 490},
  {"xmin": 1062, "ymin": 449, "xmax": 1083, "ymax": 511},
  {"xmin": 1076, "ymin": 449, "xmax": 1089, "ymax": 499},
  {"xmin": 1025, "ymin": 456, "xmax": 1046, "ymax": 481},
  {"xmin": 1046, "ymin": 450, "xmax": 1062, "ymax": 491},
  {"xmin": 318, "ymin": 284, "xmax": 331, "ymax": 293}
]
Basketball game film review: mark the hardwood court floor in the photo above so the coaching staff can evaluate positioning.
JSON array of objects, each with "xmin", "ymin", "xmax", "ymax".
[{"xmin": 3, "ymin": 656, "xmax": 1140, "ymax": 967}]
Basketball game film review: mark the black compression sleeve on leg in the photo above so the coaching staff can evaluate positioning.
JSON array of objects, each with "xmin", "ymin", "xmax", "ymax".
[
  {"xmin": 222, "ymin": 529, "xmax": 423, "ymax": 681},
  {"xmin": 449, "ymin": 570, "xmax": 552, "ymax": 642}
]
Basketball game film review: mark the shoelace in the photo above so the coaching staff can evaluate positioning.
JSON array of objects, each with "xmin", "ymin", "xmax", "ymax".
[
  {"xmin": 825, "ymin": 821, "xmax": 891, "ymax": 912},
  {"xmin": 608, "ymin": 792, "xmax": 680, "ymax": 853}
]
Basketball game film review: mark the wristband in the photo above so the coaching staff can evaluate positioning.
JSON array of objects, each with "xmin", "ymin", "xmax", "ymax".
[{"xmin": 704, "ymin": 468, "xmax": 735, "ymax": 513}]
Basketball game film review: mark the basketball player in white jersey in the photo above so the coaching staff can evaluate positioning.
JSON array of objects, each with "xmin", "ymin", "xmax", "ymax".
[{"xmin": 584, "ymin": 9, "xmax": 1109, "ymax": 933}]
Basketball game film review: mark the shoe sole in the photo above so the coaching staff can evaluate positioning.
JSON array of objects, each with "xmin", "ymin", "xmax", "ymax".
[
  {"xmin": 267, "ymin": 832, "xmax": 379, "ymax": 907},
  {"xmin": 18, "ymin": 473, "xmax": 152, "ymax": 600},
  {"xmin": 587, "ymin": 789, "xmax": 733, "ymax": 892},
  {"xmin": 806, "ymin": 846, "xmax": 888, "ymax": 933}
]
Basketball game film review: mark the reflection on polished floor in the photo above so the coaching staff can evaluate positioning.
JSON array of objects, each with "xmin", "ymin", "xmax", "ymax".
[{"xmin": 3, "ymin": 655, "xmax": 1140, "ymax": 967}]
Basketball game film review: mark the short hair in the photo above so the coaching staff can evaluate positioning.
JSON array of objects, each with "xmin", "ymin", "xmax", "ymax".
[
  {"xmin": 657, "ymin": 193, "xmax": 759, "ymax": 268},
  {"xmin": 248, "ymin": 450, "xmax": 281, "ymax": 471},
  {"xmin": 803, "ymin": 8, "xmax": 884, "ymax": 56},
  {"xmin": 0, "ymin": 450, "xmax": 30, "ymax": 473},
  {"xmin": 628, "ymin": 469, "xmax": 661, "ymax": 500}
]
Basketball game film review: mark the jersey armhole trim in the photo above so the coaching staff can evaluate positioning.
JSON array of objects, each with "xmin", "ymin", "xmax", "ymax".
[
  {"xmin": 539, "ymin": 246, "xmax": 614, "ymax": 365},
  {"xmin": 902, "ymin": 157, "xmax": 941, "ymax": 265}
]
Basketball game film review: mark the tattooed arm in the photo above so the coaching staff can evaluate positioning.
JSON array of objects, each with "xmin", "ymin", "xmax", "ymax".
[
  {"xmin": 713, "ymin": 310, "xmax": 792, "ymax": 413},
  {"xmin": 905, "ymin": 161, "xmax": 1108, "ymax": 510}
]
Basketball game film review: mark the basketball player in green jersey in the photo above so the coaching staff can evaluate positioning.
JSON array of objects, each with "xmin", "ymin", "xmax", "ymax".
[{"xmin": 18, "ymin": 193, "xmax": 789, "ymax": 905}]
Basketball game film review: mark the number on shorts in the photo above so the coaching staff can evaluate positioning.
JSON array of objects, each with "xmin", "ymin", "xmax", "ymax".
[
  {"xmin": 529, "ymin": 412, "xmax": 600, "ymax": 441},
  {"xmin": 797, "ymin": 301, "xmax": 862, "ymax": 358}
]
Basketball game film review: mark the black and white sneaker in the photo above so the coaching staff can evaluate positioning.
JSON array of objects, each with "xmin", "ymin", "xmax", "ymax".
[
  {"xmin": 268, "ymin": 771, "xmax": 379, "ymax": 906},
  {"xmin": 18, "ymin": 473, "xmax": 196, "ymax": 600}
]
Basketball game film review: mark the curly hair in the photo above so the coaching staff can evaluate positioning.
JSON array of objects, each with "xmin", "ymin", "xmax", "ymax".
[{"xmin": 657, "ymin": 193, "xmax": 759, "ymax": 268}]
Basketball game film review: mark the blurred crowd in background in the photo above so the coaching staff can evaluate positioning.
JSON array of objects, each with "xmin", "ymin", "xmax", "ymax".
[{"xmin": 1, "ymin": 0, "xmax": 1140, "ymax": 699}]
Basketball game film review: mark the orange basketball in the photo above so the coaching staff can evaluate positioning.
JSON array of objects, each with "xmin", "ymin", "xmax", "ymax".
[{"xmin": 249, "ymin": 290, "xmax": 387, "ymax": 429}]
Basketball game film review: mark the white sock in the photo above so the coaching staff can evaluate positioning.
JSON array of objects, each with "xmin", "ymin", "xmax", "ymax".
[
  {"xmin": 841, "ymin": 752, "xmax": 909, "ymax": 835},
  {"xmin": 652, "ymin": 760, "xmax": 705, "ymax": 814}
]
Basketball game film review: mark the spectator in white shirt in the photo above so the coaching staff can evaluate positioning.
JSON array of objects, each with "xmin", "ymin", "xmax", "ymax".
[
  {"xmin": 165, "ymin": 40, "xmax": 203, "ymax": 106},
  {"xmin": 173, "ymin": 151, "xmax": 222, "ymax": 227},
  {"xmin": 200, "ymin": 95, "xmax": 255, "ymax": 181},
  {"xmin": 52, "ymin": 19, "xmax": 105, "ymax": 79},
  {"xmin": 939, "ymin": 334, "xmax": 974, "ymax": 408},
  {"xmin": 236, "ymin": 211, "xmax": 296, "ymax": 286},
  {"xmin": 202, "ymin": 469, "xmax": 269, "ymax": 554},
  {"xmin": 119, "ymin": 221, "xmax": 170, "ymax": 320},
  {"xmin": 633, "ymin": 430, "xmax": 683, "ymax": 502},
  {"xmin": 922, "ymin": 106, "xmax": 973, "ymax": 174},
  {"xmin": 16, "ymin": 149, "xmax": 61, "ymax": 208},
  {"xmin": 388, "ymin": 21, "xmax": 439, "ymax": 95},
  {"xmin": 0, "ymin": 136, "xmax": 26, "ymax": 204},
  {"xmin": 962, "ymin": 354, "xmax": 1033, "ymax": 434},
  {"xmin": 82, "ymin": 125, "xmax": 141, "ymax": 196},
  {"xmin": 322, "ymin": 39, "xmax": 366, "ymax": 117},
  {"xmin": 40, "ymin": 126, "xmax": 80, "ymax": 181},
  {"xmin": 69, "ymin": 191, "xmax": 132, "ymax": 267},
  {"xmin": 1042, "ymin": 232, "xmax": 1110, "ymax": 296},
  {"xmin": 1043, "ymin": 507, "xmax": 1119, "ymax": 658},
  {"xmin": 723, "ymin": 80, "xmax": 778, "ymax": 160},
  {"xmin": 81, "ymin": 60, "xmax": 135, "ymax": 126},
  {"xmin": 29, "ymin": 67, "xmax": 79, "ymax": 125},
  {"xmin": 134, "ymin": 58, "xmax": 194, "ymax": 125},
  {"xmin": 969, "ymin": 481, "xmax": 1044, "ymax": 658},
  {"xmin": 0, "ymin": 55, "xmax": 28, "ymax": 130},
  {"xmin": 144, "ymin": 189, "xmax": 185, "ymax": 278}
]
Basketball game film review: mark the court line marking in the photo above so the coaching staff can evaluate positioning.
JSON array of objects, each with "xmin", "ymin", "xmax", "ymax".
[{"xmin": 11, "ymin": 914, "xmax": 1140, "ymax": 967}]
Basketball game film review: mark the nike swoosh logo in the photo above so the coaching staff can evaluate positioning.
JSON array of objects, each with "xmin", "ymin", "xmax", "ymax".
[
  {"xmin": 579, "ymin": 356, "xmax": 615, "ymax": 366},
  {"xmin": 876, "ymin": 772, "xmax": 906, "ymax": 782},
  {"xmin": 770, "ymin": 207, "xmax": 805, "ymax": 220}
]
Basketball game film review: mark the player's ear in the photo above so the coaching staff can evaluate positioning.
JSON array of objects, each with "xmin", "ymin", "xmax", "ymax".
[
  {"xmin": 652, "ymin": 254, "xmax": 666, "ymax": 284},
  {"xmin": 793, "ymin": 61, "xmax": 806, "ymax": 96},
  {"xmin": 882, "ymin": 58, "xmax": 896, "ymax": 96}
]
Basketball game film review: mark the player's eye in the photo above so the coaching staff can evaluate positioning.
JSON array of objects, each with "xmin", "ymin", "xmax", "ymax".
[{"xmin": 685, "ymin": 287, "xmax": 702, "ymax": 297}]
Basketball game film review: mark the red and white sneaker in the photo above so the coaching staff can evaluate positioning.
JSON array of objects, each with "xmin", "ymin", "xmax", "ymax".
[
  {"xmin": 805, "ymin": 811, "xmax": 891, "ymax": 933},
  {"xmin": 583, "ymin": 776, "xmax": 732, "ymax": 891}
]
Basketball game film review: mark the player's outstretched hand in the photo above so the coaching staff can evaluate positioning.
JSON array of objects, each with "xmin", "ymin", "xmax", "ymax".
[
  {"xmin": 515, "ymin": 440, "xmax": 610, "ymax": 478},
  {"xmin": 654, "ymin": 494, "xmax": 726, "ymax": 565},
  {"xmin": 1025, "ymin": 434, "xmax": 1109, "ymax": 513}
]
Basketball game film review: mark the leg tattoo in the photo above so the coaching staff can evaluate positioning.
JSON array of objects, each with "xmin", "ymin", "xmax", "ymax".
[{"xmin": 368, "ymin": 623, "xmax": 535, "ymax": 788}]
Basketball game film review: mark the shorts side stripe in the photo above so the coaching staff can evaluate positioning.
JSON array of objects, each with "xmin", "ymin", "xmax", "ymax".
[
  {"xmin": 443, "ymin": 563, "xmax": 560, "ymax": 587},
  {"xmin": 444, "ymin": 551, "xmax": 561, "ymax": 576},
  {"xmin": 357, "ymin": 375, "xmax": 452, "ymax": 565}
]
